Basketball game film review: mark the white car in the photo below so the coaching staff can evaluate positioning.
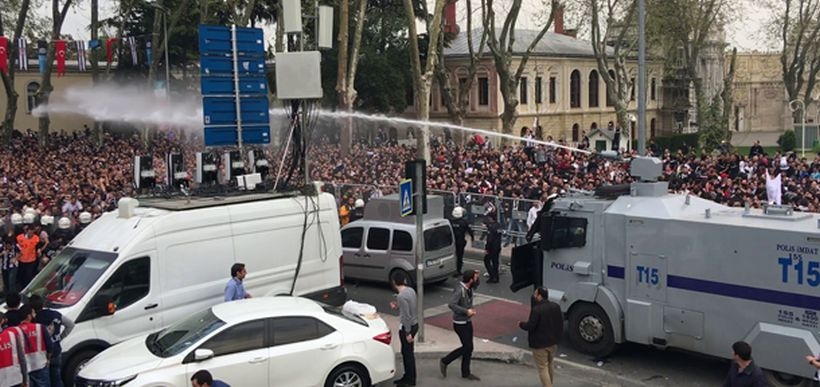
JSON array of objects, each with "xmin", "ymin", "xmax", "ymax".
[{"xmin": 76, "ymin": 297, "xmax": 396, "ymax": 387}]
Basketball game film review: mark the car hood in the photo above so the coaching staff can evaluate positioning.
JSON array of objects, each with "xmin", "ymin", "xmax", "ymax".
[{"xmin": 78, "ymin": 335, "xmax": 163, "ymax": 380}]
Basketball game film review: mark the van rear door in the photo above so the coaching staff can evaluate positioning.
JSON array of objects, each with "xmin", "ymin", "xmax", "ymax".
[{"xmin": 422, "ymin": 224, "xmax": 456, "ymax": 280}]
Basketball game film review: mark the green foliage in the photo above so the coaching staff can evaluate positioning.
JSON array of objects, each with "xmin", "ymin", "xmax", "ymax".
[
  {"xmin": 653, "ymin": 133, "xmax": 700, "ymax": 154},
  {"xmin": 697, "ymin": 94, "xmax": 729, "ymax": 153},
  {"xmin": 778, "ymin": 130, "xmax": 796, "ymax": 152},
  {"xmin": 1, "ymin": 0, "xmax": 49, "ymax": 40}
]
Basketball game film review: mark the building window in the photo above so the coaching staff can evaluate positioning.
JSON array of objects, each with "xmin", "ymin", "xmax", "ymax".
[
  {"xmin": 535, "ymin": 76, "xmax": 543, "ymax": 104},
  {"xmin": 478, "ymin": 77, "xmax": 489, "ymax": 106},
  {"xmin": 405, "ymin": 88, "xmax": 414, "ymax": 107},
  {"xmin": 606, "ymin": 70, "xmax": 615, "ymax": 107},
  {"xmin": 650, "ymin": 118, "xmax": 657, "ymax": 138},
  {"xmin": 570, "ymin": 70, "xmax": 581, "ymax": 108},
  {"xmin": 26, "ymin": 82, "xmax": 40, "ymax": 114},
  {"xmin": 651, "ymin": 77, "xmax": 657, "ymax": 101},
  {"xmin": 588, "ymin": 70, "xmax": 599, "ymax": 108},
  {"xmin": 519, "ymin": 77, "xmax": 528, "ymax": 104},
  {"xmin": 459, "ymin": 78, "xmax": 468, "ymax": 104},
  {"xmin": 572, "ymin": 123, "xmax": 580, "ymax": 142},
  {"xmin": 630, "ymin": 77, "xmax": 636, "ymax": 101},
  {"xmin": 549, "ymin": 77, "xmax": 556, "ymax": 103}
]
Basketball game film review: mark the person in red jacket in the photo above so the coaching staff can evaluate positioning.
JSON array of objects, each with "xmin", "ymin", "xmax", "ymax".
[
  {"xmin": 0, "ymin": 312, "xmax": 29, "ymax": 387},
  {"xmin": 16, "ymin": 305, "xmax": 51, "ymax": 387}
]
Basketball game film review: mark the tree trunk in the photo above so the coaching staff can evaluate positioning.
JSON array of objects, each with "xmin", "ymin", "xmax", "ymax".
[
  {"xmin": 1, "ymin": 0, "xmax": 31, "ymax": 144},
  {"xmin": 91, "ymin": 0, "xmax": 102, "ymax": 145},
  {"xmin": 336, "ymin": 0, "xmax": 351, "ymax": 155},
  {"xmin": 37, "ymin": 0, "xmax": 73, "ymax": 146},
  {"xmin": 415, "ymin": 82, "xmax": 431, "ymax": 162}
]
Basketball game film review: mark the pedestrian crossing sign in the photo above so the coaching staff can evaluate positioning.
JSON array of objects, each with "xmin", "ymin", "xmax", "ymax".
[{"xmin": 400, "ymin": 179, "xmax": 413, "ymax": 217}]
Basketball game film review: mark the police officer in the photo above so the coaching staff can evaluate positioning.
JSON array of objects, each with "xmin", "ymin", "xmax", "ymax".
[
  {"xmin": 484, "ymin": 212, "xmax": 502, "ymax": 284},
  {"xmin": 349, "ymin": 199, "xmax": 365, "ymax": 222},
  {"xmin": 0, "ymin": 312, "xmax": 29, "ymax": 387},
  {"xmin": 450, "ymin": 207, "xmax": 473, "ymax": 276},
  {"xmin": 17, "ymin": 304, "xmax": 52, "ymax": 386}
]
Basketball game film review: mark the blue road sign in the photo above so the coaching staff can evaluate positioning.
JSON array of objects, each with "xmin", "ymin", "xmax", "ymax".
[
  {"xmin": 203, "ymin": 97, "xmax": 270, "ymax": 125},
  {"xmin": 199, "ymin": 24, "xmax": 269, "ymax": 147},
  {"xmin": 400, "ymin": 179, "xmax": 413, "ymax": 217}
]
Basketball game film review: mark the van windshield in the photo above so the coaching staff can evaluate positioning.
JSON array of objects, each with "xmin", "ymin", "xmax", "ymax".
[
  {"xmin": 424, "ymin": 225, "xmax": 453, "ymax": 251},
  {"xmin": 25, "ymin": 247, "xmax": 117, "ymax": 308}
]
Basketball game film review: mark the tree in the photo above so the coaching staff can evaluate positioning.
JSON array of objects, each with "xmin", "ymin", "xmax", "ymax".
[
  {"xmin": 403, "ymin": 0, "xmax": 448, "ymax": 161},
  {"xmin": 648, "ymin": 0, "xmax": 733, "ymax": 130},
  {"xmin": 481, "ymin": 0, "xmax": 559, "ymax": 137},
  {"xmin": 589, "ymin": 0, "xmax": 636, "ymax": 138},
  {"xmin": 0, "ymin": 0, "xmax": 32, "ymax": 143},
  {"xmin": 772, "ymin": 0, "xmax": 820, "ymax": 124},
  {"xmin": 336, "ymin": 0, "xmax": 368, "ymax": 155},
  {"xmin": 35, "ymin": 0, "xmax": 73, "ymax": 145},
  {"xmin": 436, "ymin": 0, "xmax": 489, "ymax": 140}
]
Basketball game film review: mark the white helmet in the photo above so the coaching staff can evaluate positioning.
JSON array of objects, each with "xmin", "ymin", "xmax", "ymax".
[
  {"xmin": 23, "ymin": 213, "xmax": 35, "ymax": 224},
  {"xmin": 79, "ymin": 211, "xmax": 92, "ymax": 224},
  {"xmin": 354, "ymin": 199, "xmax": 365, "ymax": 209},
  {"xmin": 452, "ymin": 206, "xmax": 465, "ymax": 219},
  {"xmin": 58, "ymin": 217, "xmax": 71, "ymax": 229},
  {"xmin": 10, "ymin": 213, "xmax": 23, "ymax": 225},
  {"xmin": 24, "ymin": 208, "xmax": 37, "ymax": 217},
  {"xmin": 40, "ymin": 215, "xmax": 54, "ymax": 226}
]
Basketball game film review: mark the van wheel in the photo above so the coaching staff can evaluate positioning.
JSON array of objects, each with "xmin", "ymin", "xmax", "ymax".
[
  {"xmin": 389, "ymin": 269, "xmax": 415, "ymax": 288},
  {"xmin": 324, "ymin": 363, "xmax": 370, "ymax": 387},
  {"xmin": 567, "ymin": 303, "xmax": 617, "ymax": 358},
  {"xmin": 764, "ymin": 369, "xmax": 812, "ymax": 387},
  {"xmin": 63, "ymin": 349, "xmax": 100, "ymax": 386}
]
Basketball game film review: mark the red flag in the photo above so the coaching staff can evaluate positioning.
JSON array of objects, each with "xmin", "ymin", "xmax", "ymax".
[
  {"xmin": 0, "ymin": 36, "xmax": 8, "ymax": 75},
  {"xmin": 106, "ymin": 38, "xmax": 118, "ymax": 64},
  {"xmin": 55, "ymin": 40, "xmax": 66, "ymax": 77}
]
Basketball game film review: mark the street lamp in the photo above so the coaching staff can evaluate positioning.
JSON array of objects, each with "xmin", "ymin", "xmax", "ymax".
[
  {"xmin": 789, "ymin": 99, "xmax": 806, "ymax": 158},
  {"xmin": 152, "ymin": 3, "xmax": 171, "ymax": 97}
]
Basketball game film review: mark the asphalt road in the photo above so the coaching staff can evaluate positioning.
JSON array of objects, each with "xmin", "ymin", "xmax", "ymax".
[{"xmin": 346, "ymin": 251, "xmax": 730, "ymax": 387}]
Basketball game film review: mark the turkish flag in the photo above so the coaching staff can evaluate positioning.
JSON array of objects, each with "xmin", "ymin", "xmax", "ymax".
[
  {"xmin": 106, "ymin": 38, "xmax": 118, "ymax": 64},
  {"xmin": 55, "ymin": 40, "xmax": 66, "ymax": 77},
  {"xmin": 0, "ymin": 36, "xmax": 8, "ymax": 75}
]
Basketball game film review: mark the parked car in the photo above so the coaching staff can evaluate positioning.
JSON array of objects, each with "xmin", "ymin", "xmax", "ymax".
[
  {"xmin": 341, "ymin": 195, "xmax": 456, "ymax": 286},
  {"xmin": 76, "ymin": 297, "xmax": 395, "ymax": 387}
]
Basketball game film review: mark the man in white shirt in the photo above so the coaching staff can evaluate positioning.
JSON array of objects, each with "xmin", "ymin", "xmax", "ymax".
[{"xmin": 527, "ymin": 201, "xmax": 542, "ymax": 231}]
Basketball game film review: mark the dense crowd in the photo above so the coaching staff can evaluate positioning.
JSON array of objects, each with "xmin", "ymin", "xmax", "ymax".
[{"xmin": 0, "ymin": 128, "xmax": 819, "ymax": 286}]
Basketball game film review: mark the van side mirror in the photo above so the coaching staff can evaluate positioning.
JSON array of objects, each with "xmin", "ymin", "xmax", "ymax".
[
  {"xmin": 194, "ymin": 348, "xmax": 214, "ymax": 361},
  {"xmin": 92, "ymin": 294, "xmax": 116, "ymax": 317}
]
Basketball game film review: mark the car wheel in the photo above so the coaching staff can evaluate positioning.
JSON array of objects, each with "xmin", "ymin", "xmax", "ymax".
[
  {"xmin": 389, "ymin": 268, "xmax": 415, "ymax": 288},
  {"xmin": 325, "ymin": 363, "xmax": 370, "ymax": 387},
  {"xmin": 764, "ymin": 369, "xmax": 813, "ymax": 387},
  {"xmin": 567, "ymin": 302, "xmax": 618, "ymax": 358},
  {"xmin": 63, "ymin": 349, "xmax": 100, "ymax": 386}
]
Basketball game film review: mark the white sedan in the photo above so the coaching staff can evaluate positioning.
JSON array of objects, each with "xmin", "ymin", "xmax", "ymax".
[{"xmin": 76, "ymin": 297, "xmax": 396, "ymax": 387}]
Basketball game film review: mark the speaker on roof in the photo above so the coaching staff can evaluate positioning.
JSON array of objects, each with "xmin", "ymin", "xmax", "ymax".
[
  {"xmin": 195, "ymin": 152, "xmax": 219, "ymax": 185},
  {"xmin": 248, "ymin": 150, "xmax": 270, "ymax": 181},
  {"xmin": 166, "ymin": 153, "xmax": 188, "ymax": 189},
  {"xmin": 223, "ymin": 151, "xmax": 245, "ymax": 182},
  {"xmin": 134, "ymin": 155, "xmax": 156, "ymax": 189}
]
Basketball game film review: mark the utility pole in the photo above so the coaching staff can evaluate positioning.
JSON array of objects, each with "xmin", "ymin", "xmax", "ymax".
[
  {"xmin": 637, "ymin": 0, "xmax": 646, "ymax": 155},
  {"xmin": 414, "ymin": 160, "xmax": 425, "ymax": 342}
]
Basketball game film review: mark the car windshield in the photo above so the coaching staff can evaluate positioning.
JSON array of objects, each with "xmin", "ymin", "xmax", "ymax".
[
  {"xmin": 146, "ymin": 308, "xmax": 225, "ymax": 358},
  {"xmin": 25, "ymin": 247, "xmax": 117, "ymax": 308}
]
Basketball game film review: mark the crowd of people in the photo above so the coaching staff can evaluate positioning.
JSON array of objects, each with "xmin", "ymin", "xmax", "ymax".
[{"xmin": 0, "ymin": 127, "xmax": 818, "ymax": 293}]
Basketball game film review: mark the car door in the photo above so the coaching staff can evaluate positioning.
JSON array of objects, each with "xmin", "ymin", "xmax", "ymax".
[
  {"xmin": 341, "ymin": 226, "xmax": 366, "ymax": 280},
  {"xmin": 363, "ymin": 227, "xmax": 392, "ymax": 281},
  {"xmin": 268, "ymin": 316, "xmax": 341, "ymax": 386},
  {"xmin": 89, "ymin": 255, "xmax": 162, "ymax": 344},
  {"xmin": 185, "ymin": 319, "xmax": 269, "ymax": 386}
]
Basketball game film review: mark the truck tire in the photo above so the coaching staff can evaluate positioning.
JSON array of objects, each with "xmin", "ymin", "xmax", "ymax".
[
  {"xmin": 389, "ymin": 268, "xmax": 415, "ymax": 288},
  {"xmin": 764, "ymin": 369, "xmax": 813, "ymax": 387},
  {"xmin": 567, "ymin": 302, "xmax": 617, "ymax": 358},
  {"xmin": 64, "ymin": 349, "xmax": 100, "ymax": 386}
]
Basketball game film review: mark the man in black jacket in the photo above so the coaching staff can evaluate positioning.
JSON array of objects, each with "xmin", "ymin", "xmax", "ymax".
[
  {"xmin": 484, "ymin": 213, "xmax": 502, "ymax": 283},
  {"xmin": 519, "ymin": 287, "xmax": 564, "ymax": 387}
]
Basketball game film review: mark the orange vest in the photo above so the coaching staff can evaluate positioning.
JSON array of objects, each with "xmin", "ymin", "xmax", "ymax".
[
  {"xmin": 0, "ymin": 328, "xmax": 24, "ymax": 387},
  {"xmin": 18, "ymin": 322, "xmax": 48, "ymax": 371},
  {"xmin": 16, "ymin": 234, "xmax": 39, "ymax": 264}
]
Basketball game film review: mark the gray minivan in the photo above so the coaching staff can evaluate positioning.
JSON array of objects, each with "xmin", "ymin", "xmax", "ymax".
[{"xmin": 340, "ymin": 195, "xmax": 456, "ymax": 285}]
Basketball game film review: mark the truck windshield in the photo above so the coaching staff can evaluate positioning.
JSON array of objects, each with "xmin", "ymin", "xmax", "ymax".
[
  {"xmin": 146, "ymin": 308, "xmax": 225, "ymax": 358},
  {"xmin": 25, "ymin": 247, "xmax": 117, "ymax": 308}
]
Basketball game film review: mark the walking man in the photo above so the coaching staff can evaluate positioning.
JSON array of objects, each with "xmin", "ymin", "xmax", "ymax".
[
  {"xmin": 390, "ymin": 271, "xmax": 418, "ymax": 386},
  {"xmin": 224, "ymin": 263, "xmax": 251, "ymax": 302},
  {"xmin": 450, "ymin": 207, "xmax": 473, "ymax": 276},
  {"xmin": 31, "ymin": 294, "xmax": 74, "ymax": 387},
  {"xmin": 519, "ymin": 287, "xmax": 564, "ymax": 387},
  {"xmin": 722, "ymin": 341, "xmax": 766, "ymax": 387},
  {"xmin": 440, "ymin": 270, "xmax": 481, "ymax": 381},
  {"xmin": 484, "ymin": 213, "xmax": 502, "ymax": 283}
]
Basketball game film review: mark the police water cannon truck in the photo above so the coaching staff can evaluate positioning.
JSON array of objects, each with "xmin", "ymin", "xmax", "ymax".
[{"xmin": 511, "ymin": 156, "xmax": 820, "ymax": 387}]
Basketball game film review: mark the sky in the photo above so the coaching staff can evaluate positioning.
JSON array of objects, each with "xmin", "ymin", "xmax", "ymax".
[{"xmin": 49, "ymin": 0, "xmax": 776, "ymax": 53}]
